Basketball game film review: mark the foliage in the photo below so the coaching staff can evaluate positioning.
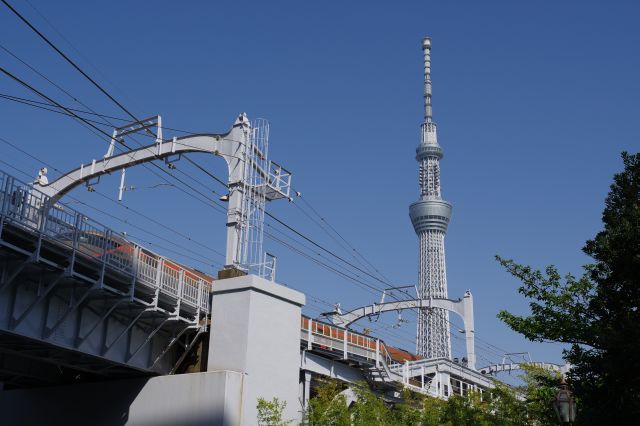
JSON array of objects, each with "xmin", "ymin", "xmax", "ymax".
[
  {"xmin": 301, "ymin": 373, "xmax": 557, "ymax": 426},
  {"xmin": 305, "ymin": 378, "xmax": 350, "ymax": 426},
  {"xmin": 257, "ymin": 397, "xmax": 290, "ymax": 426},
  {"xmin": 420, "ymin": 394, "xmax": 447, "ymax": 425},
  {"xmin": 518, "ymin": 365, "xmax": 560, "ymax": 425},
  {"xmin": 497, "ymin": 152, "xmax": 640, "ymax": 424},
  {"xmin": 350, "ymin": 383, "xmax": 394, "ymax": 426},
  {"xmin": 441, "ymin": 392, "xmax": 489, "ymax": 425}
]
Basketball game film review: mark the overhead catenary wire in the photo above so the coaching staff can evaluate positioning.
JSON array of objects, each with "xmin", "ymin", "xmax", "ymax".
[
  {"xmin": 0, "ymin": 43, "xmax": 117, "ymax": 131},
  {"xmin": 21, "ymin": 0, "xmax": 137, "ymax": 108},
  {"xmin": 0, "ymin": 91, "xmax": 412, "ymax": 303},
  {"xmin": 0, "ymin": 140, "xmax": 422, "ymax": 349},
  {"xmin": 0, "ymin": 152, "xmax": 503, "ymax": 362},
  {"xmin": 1, "ymin": 0, "xmax": 141, "ymax": 123},
  {"xmin": 0, "ymin": 5, "xmax": 516, "ymax": 360},
  {"xmin": 0, "ymin": 136, "xmax": 225, "ymax": 265},
  {"xmin": 0, "ymin": 75, "xmax": 400, "ymax": 301},
  {"xmin": 2, "ymin": 6, "xmax": 434, "ymax": 336},
  {"xmin": 0, "ymin": 46, "xmax": 398, "ymax": 295},
  {"xmin": 0, "ymin": 159, "xmax": 222, "ymax": 277},
  {"xmin": 0, "ymin": 78, "xmax": 398, "ymax": 300},
  {"xmin": 1, "ymin": 81, "xmax": 490, "ymax": 354},
  {"xmin": 0, "ymin": 67, "xmax": 230, "ymax": 217},
  {"xmin": 294, "ymin": 195, "xmax": 393, "ymax": 284}
]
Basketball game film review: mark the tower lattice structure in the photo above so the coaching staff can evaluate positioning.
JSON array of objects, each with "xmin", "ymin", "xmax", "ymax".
[{"xmin": 409, "ymin": 37, "xmax": 453, "ymax": 359}]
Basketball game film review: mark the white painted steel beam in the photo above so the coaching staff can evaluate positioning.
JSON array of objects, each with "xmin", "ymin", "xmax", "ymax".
[{"xmin": 327, "ymin": 291, "xmax": 476, "ymax": 369}]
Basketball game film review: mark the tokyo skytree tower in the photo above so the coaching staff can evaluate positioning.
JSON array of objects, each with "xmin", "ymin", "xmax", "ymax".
[{"xmin": 409, "ymin": 37, "xmax": 453, "ymax": 359}]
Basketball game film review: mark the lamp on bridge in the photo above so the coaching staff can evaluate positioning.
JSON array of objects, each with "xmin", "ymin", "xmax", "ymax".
[{"xmin": 552, "ymin": 377, "xmax": 576, "ymax": 425}]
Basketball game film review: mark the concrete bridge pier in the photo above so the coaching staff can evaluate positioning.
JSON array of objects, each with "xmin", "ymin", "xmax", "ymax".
[{"xmin": 207, "ymin": 274, "xmax": 306, "ymax": 425}]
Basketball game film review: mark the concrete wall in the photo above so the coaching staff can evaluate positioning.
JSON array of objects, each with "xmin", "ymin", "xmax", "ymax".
[
  {"xmin": 0, "ymin": 370, "xmax": 243, "ymax": 426},
  {"xmin": 207, "ymin": 275, "xmax": 305, "ymax": 425}
]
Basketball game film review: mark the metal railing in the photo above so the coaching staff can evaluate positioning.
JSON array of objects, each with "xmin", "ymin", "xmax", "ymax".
[
  {"xmin": 0, "ymin": 169, "xmax": 211, "ymax": 317},
  {"xmin": 300, "ymin": 316, "xmax": 394, "ymax": 366}
]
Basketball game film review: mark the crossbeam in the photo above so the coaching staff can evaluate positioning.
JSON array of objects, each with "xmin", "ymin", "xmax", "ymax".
[
  {"xmin": 478, "ymin": 362, "xmax": 571, "ymax": 376},
  {"xmin": 34, "ymin": 113, "xmax": 290, "ymax": 271},
  {"xmin": 326, "ymin": 291, "xmax": 476, "ymax": 369}
]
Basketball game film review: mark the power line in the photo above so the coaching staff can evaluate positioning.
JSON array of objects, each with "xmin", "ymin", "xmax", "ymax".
[
  {"xmin": 0, "ymin": 92, "xmax": 207, "ymax": 135},
  {"xmin": 0, "ymin": 158, "xmax": 221, "ymax": 274},
  {"xmin": 0, "ymin": 7, "xmax": 235, "ymax": 217},
  {"xmin": 21, "ymin": 0, "xmax": 136, "ymax": 109},
  {"xmin": 0, "ymin": 83, "xmax": 400, "ymax": 302},
  {"xmin": 0, "ymin": 136, "xmax": 225, "ymax": 262},
  {"xmin": 295, "ymin": 195, "xmax": 392, "ymax": 284},
  {"xmin": 0, "ymin": 43, "xmax": 116, "ymax": 129},
  {"xmin": 1, "ymin": 6, "xmax": 514, "ymax": 359},
  {"xmin": 1, "ymin": 3, "xmax": 433, "ymax": 325},
  {"xmin": 1, "ymin": 82, "xmax": 401, "ymax": 300},
  {"xmin": 0, "ymin": 84, "xmax": 400, "ymax": 299},
  {"xmin": 3, "ymin": 0, "xmax": 394, "ymax": 297},
  {"xmin": 2, "ymin": 0, "xmax": 140, "ymax": 123},
  {"xmin": 0, "ymin": 72, "xmax": 394, "ymax": 298},
  {"xmin": 0, "ymin": 67, "xmax": 230, "ymax": 216}
]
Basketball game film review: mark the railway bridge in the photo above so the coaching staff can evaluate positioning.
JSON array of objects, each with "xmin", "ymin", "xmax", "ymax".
[
  {"xmin": 0, "ymin": 169, "xmax": 210, "ymax": 387},
  {"xmin": 0, "ymin": 166, "xmax": 565, "ymax": 392}
]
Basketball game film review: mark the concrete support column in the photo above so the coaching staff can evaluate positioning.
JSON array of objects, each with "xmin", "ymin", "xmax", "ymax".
[
  {"xmin": 302, "ymin": 371, "xmax": 312, "ymax": 410},
  {"xmin": 207, "ymin": 275, "xmax": 305, "ymax": 425},
  {"xmin": 462, "ymin": 291, "xmax": 476, "ymax": 370}
]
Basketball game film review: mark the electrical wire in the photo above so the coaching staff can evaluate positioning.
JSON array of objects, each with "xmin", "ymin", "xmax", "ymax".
[
  {"xmin": 0, "ymin": 136, "xmax": 225, "ymax": 264},
  {"xmin": 2, "ymin": 0, "xmax": 140, "ymax": 123},
  {"xmin": 1, "ymin": 93, "xmax": 508, "ymax": 361},
  {"xmin": 0, "ymin": 5, "xmax": 515, "ymax": 361}
]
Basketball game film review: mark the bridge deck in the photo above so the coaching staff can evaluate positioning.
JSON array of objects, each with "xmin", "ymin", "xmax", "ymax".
[{"xmin": 0, "ymin": 170, "xmax": 210, "ymax": 388}]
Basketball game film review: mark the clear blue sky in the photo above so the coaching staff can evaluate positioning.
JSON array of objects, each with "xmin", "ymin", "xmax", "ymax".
[{"xmin": 1, "ymin": 0, "xmax": 638, "ymax": 370}]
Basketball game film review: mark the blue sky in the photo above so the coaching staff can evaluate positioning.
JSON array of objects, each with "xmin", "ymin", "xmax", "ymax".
[{"xmin": 1, "ymin": 0, "xmax": 638, "ymax": 370}]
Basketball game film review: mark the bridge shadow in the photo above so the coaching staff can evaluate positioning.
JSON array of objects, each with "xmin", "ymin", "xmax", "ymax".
[{"xmin": 0, "ymin": 372, "xmax": 238, "ymax": 426}]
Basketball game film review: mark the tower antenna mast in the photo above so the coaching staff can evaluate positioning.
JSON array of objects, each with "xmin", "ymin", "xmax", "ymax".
[{"xmin": 409, "ymin": 37, "xmax": 453, "ymax": 359}]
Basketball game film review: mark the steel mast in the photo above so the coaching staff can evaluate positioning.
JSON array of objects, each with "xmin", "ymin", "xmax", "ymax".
[{"xmin": 409, "ymin": 37, "xmax": 453, "ymax": 359}]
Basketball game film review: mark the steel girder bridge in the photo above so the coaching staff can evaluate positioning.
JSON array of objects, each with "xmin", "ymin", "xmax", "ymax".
[
  {"xmin": 0, "ymin": 167, "xmax": 209, "ymax": 387},
  {"xmin": 0, "ymin": 113, "xmax": 291, "ymax": 388}
]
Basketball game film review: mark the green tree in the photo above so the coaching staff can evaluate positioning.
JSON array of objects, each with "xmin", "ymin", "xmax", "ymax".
[
  {"xmin": 442, "ymin": 392, "xmax": 490, "ymax": 426},
  {"xmin": 392, "ymin": 388, "xmax": 430, "ymax": 425},
  {"xmin": 305, "ymin": 378, "xmax": 350, "ymax": 426},
  {"xmin": 257, "ymin": 397, "xmax": 289, "ymax": 426},
  {"xmin": 518, "ymin": 364, "xmax": 559, "ymax": 425},
  {"xmin": 497, "ymin": 152, "xmax": 640, "ymax": 424},
  {"xmin": 420, "ymin": 395, "xmax": 447, "ymax": 425},
  {"xmin": 303, "ymin": 375, "xmax": 554, "ymax": 425},
  {"xmin": 350, "ymin": 383, "xmax": 394, "ymax": 426},
  {"xmin": 485, "ymin": 383, "xmax": 529, "ymax": 426}
]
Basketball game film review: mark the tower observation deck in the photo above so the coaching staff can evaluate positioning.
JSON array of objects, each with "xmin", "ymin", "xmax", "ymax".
[{"xmin": 409, "ymin": 37, "xmax": 453, "ymax": 360}]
